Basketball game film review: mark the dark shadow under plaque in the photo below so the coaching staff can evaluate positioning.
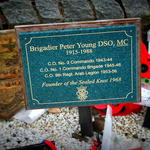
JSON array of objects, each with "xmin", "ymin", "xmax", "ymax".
[{"xmin": 15, "ymin": 18, "xmax": 141, "ymax": 109}]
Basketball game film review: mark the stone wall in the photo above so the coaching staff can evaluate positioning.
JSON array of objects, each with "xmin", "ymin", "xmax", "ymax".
[{"xmin": 0, "ymin": 0, "xmax": 150, "ymax": 29}]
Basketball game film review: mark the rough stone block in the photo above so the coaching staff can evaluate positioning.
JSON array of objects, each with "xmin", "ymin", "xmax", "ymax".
[
  {"xmin": 122, "ymin": 0, "xmax": 150, "ymax": 18},
  {"xmin": 61, "ymin": 0, "xmax": 94, "ymax": 22},
  {"xmin": 122, "ymin": 0, "xmax": 150, "ymax": 25},
  {"xmin": 0, "ymin": 0, "xmax": 39, "ymax": 27},
  {"xmin": 35, "ymin": 0, "xmax": 61, "ymax": 23},
  {"xmin": 92, "ymin": 0, "xmax": 124, "ymax": 19}
]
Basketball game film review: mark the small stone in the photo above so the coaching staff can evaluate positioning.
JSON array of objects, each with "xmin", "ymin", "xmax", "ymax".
[
  {"xmin": 125, "ymin": 133, "xmax": 128, "ymax": 136},
  {"xmin": 6, "ymin": 139, "xmax": 10, "ymax": 142},
  {"xmin": 92, "ymin": 0, "xmax": 124, "ymax": 19},
  {"xmin": 8, "ymin": 125, "xmax": 12, "ymax": 128},
  {"xmin": 141, "ymin": 138, "xmax": 146, "ymax": 142},
  {"xmin": 12, "ymin": 133, "xmax": 16, "ymax": 137},
  {"xmin": 17, "ymin": 140, "xmax": 21, "ymax": 144},
  {"xmin": 48, "ymin": 108, "xmax": 61, "ymax": 114},
  {"xmin": 133, "ymin": 134, "xmax": 138, "ymax": 139}
]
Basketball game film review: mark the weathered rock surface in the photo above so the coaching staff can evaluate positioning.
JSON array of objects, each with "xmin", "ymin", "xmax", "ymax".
[
  {"xmin": 61, "ymin": 0, "xmax": 94, "ymax": 22},
  {"xmin": 122, "ymin": 0, "xmax": 150, "ymax": 25},
  {"xmin": 92, "ymin": 0, "xmax": 124, "ymax": 19},
  {"xmin": 0, "ymin": 0, "xmax": 39, "ymax": 27},
  {"xmin": 0, "ymin": 0, "xmax": 149, "ymax": 29},
  {"xmin": 35, "ymin": 0, "xmax": 61, "ymax": 23}
]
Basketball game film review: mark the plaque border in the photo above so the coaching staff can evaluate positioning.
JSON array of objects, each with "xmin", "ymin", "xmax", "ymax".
[{"xmin": 15, "ymin": 18, "xmax": 141, "ymax": 108}]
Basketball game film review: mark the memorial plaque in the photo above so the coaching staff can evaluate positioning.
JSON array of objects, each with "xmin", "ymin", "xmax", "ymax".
[{"xmin": 15, "ymin": 19, "xmax": 141, "ymax": 109}]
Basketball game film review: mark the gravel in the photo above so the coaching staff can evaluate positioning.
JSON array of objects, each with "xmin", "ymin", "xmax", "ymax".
[
  {"xmin": 0, "ymin": 107, "xmax": 92, "ymax": 150},
  {"xmin": 0, "ymin": 106, "xmax": 150, "ymax": 150}
]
